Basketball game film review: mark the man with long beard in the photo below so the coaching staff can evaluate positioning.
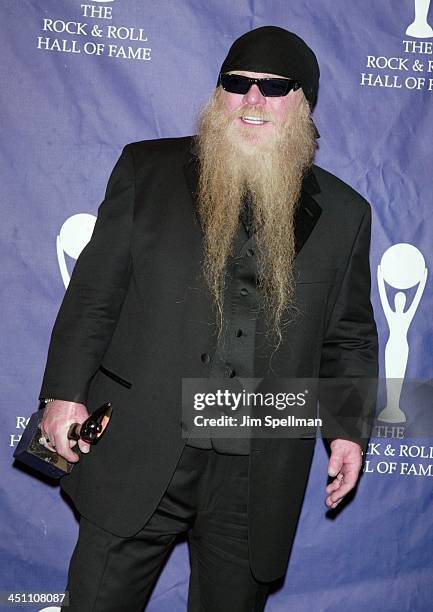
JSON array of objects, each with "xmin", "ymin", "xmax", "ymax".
[{"xmin": 39, "ymin": 26, "xmax": 378, "ymax": 611}]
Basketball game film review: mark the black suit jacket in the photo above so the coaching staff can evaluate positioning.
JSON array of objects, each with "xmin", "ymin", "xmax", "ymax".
[{"xmin": 39, "ymin": 136, "xmax": 378, "ymax": 582}]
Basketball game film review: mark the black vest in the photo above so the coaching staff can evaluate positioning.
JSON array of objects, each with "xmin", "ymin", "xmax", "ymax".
[{"xmin": 186, "ymin": 197, "xmax": 260, "ymax": 454}]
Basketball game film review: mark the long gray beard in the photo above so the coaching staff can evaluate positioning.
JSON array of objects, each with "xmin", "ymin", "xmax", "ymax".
[{"xmin": 196, "ymin": 87, "xmax": 317, "ymax": 346}]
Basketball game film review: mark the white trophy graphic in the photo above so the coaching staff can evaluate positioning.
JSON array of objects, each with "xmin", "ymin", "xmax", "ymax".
[
  {"xmin": 377, "ymin": 244, "xmax": 427, "ymax": 422},
  {"xmin": 406, "ymin": 0, "xmax": 433, "ymax": 38},
  {"xmin": 56, "ymin": 213, "xmax": 96, "ymax": 288}
]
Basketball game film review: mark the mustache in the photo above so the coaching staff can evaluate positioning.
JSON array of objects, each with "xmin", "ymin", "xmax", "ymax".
[{"xmin": 227, "ymin": 104, "xmax": 275, "ymax": 123}]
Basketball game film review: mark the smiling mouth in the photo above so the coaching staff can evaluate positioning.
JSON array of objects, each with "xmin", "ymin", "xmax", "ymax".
[{"xmin": 240, "ymin": 116, "xmax": 270, "ymax": 125}]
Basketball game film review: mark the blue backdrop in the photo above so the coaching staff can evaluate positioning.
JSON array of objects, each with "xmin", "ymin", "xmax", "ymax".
[{"xmin": 2, "ymin": 1, "xmax": 433, "ymax": 610}]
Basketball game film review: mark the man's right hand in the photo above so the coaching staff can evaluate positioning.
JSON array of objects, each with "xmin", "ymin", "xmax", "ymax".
[{"xmin": 40, "ymin": 400, "xmax": 91, "ymax": 463}]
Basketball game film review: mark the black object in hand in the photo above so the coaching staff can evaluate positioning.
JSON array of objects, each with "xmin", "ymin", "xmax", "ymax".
[{"xmin": 67, "ymin": 401, "xmax": 113, "ymax": 444}]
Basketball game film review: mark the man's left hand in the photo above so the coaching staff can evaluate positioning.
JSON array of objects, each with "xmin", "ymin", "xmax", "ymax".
[{"xmin": 325, "ymin": 439, "xmax": 363, "ymax": 509}]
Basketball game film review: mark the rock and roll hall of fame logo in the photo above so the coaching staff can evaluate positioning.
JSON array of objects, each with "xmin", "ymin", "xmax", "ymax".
[
  {"xmin": 406, "ymin": 0, "xmax": 433, "ymax": 38},
  {"xmin": 377, "ymin": 243, "xmax": 428, "ymax": 424}
]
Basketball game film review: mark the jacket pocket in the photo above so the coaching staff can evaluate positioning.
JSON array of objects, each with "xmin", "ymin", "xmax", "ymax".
[
  {"xmin": 99, "ymin": 365, "xmax": 132, "ymax": 389},
  {"xmin": 294, "ymin": 266, "xmax": 339, "ymax": 285}
]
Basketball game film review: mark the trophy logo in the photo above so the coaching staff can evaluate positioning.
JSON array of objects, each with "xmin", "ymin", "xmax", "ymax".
[
  {"xmin": 377, "ymin": 243, "xmax": 428, "ymax": 422},
  {"xmin": 56, "ymin": 213, "xmax": 96, "ymax": 288},
  {"xmin": 406, "ymin": 0, "xmax": 433, "ymax": 38}
]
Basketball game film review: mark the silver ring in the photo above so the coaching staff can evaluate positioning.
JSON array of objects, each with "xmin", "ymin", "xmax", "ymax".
[{"xmin": 39, "ymin": 435, "xmax": 55, "ymax": 447}]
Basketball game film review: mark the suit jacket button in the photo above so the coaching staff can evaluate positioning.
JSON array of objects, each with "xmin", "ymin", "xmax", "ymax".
[{"xmin": 201, "ymin": 353, "xmax": 211, "ymax": 364}]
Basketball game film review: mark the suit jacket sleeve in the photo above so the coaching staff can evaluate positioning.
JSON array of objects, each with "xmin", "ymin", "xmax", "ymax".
[
  {"xmin": 39, "ymin": 144, "xmax": 135, "ymax": 404},
  {"xmin": 318, "ymin": 204, "xmax": 379, "ymax": 456}
]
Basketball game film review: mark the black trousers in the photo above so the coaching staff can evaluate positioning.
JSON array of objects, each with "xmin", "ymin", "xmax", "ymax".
[{"xmin": 64, "ymin": 446, "xmax": 270, "ymax": 611}]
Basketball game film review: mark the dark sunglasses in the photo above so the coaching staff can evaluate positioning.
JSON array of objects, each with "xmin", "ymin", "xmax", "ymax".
[{"xmin": 219, "ymin": 73, "xmax": 301, "ymax": 97}]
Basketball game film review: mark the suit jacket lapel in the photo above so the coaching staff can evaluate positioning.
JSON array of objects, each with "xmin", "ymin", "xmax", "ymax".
[
  {"xmin": 294, "ymin": 169, "xmax": 322, "ymax": 257},
  {"xmin": 182, "ymin": 144, "xmax": 322, "ymax": 258}
]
